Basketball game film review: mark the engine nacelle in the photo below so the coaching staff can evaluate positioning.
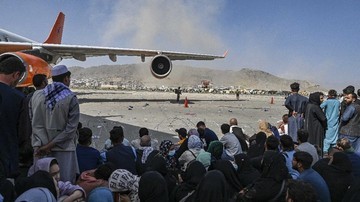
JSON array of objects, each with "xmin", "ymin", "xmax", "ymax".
[
  {"xmin": 0, "ymin": 52, "xmax": 52, "ymax": 87},
  {"xmin": 150, "ymin": 55, "xmax": 172, "ymax": 79}
]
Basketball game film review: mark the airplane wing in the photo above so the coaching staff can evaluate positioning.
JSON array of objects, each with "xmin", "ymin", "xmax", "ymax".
[{"xmin": 0, "ymin": 42, "xmax": 226, "ymax": 62}]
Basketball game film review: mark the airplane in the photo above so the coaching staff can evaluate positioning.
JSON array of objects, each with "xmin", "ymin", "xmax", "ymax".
[{"xmin": 0, "ymin": 12, "xmax": 227, "ymax": 87}]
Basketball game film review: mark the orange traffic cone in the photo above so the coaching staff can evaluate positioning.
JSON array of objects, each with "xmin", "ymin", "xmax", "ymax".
[
  {"xmin": 184, "ymin": 97, "xmax": 189, "ymax": 108},
  {"xmin": 270, "ymin": 97, "xmax": 274, "ymax": 104}
]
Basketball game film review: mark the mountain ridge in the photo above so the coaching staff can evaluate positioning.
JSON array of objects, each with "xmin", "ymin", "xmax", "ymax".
[{"xmin": 69, "ymin": 63, "xmax": 323, "ymax": 91}]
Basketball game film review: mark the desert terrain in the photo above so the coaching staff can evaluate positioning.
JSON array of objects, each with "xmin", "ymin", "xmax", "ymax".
[{"xmin": 77, "ymin": 89, "xmax": 288, "ymax": 150}]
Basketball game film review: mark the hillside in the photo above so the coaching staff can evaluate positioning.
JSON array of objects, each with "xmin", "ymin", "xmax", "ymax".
[{"xmin": 69, "ymin": 63, "xmax": 321, "ymax": 91}]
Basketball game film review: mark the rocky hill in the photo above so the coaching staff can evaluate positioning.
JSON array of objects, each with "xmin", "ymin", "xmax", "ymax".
[{"xmin": 69, "ymin": 63, "xmax": 321, "ymax": 91}]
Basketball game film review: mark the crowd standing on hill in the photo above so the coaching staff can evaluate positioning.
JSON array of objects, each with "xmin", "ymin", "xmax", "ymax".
[{"xmin": 1, "ymin": 55, "xmax": 360, "ymax": 202}]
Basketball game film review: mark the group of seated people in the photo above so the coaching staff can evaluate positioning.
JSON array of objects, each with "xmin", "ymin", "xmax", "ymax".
[{"xmin": 2, "ymin": 118, "xmax": 360, "ymax": 202}]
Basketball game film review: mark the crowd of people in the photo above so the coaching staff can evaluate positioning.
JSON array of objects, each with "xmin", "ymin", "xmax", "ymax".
[{"xmin": 1, "ymin": 54, "xmax": 360, "ymax": 202}]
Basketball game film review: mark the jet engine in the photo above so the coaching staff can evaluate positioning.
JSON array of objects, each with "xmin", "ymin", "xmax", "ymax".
[
  {"xmin": 150, "ymin": 55, "xmax": 172, "ymax": 79},
  {"xmin": 0, "ymin": 52, "xmax": 52, "ymax": 87}
]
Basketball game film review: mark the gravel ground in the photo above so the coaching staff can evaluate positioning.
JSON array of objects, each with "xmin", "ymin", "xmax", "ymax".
[{"xmin": 76, "ymin": 89, "xmax": 289, "ymax": 150}]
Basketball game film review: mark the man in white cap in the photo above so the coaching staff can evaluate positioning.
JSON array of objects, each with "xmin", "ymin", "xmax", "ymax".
[
  {"xmin": 30, "ymin": 64, "xmax": 80, "ymax": 183},
  {"xmin": 0, "ymin": 53, "xmax": 26, "ymax": 180}
]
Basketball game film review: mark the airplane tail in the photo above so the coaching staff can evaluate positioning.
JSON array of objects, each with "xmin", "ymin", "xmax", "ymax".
[{"xmin": 44, "ymin": 12, "xmax": 65, "ymax": 44}]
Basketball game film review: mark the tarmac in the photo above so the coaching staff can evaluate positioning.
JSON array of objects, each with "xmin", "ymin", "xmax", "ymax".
[{"xmin": 77, "ymin": 89, "xmax": 289, "ymax": 150}]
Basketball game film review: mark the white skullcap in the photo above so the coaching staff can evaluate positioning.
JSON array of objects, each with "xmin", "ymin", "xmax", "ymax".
[{"xmin": 51, "ymin": 65, "xmax": 69, "ymax": 76}]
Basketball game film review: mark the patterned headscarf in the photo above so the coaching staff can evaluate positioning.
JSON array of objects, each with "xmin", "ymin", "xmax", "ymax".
[
  {"xmin": 159, "ymin": 140, "xmax": 174, "ymax": 157},
  {"xmin": 159, "ymin": 140, "xmax": 178, "ymax": 170},
  {"xmin": 43, "ymin": 82, "xmax": 73, "ymax": 111},
  {"xmin": 188, "ymin": 135, "xmax": 203, "ymax": 150},
  {"xmin": 109, "ymin": 169, "xmax": 140, "ymax": 202},
  {"xmin": 141, "ymin": 147, "xmax": 154, "ymax": 164}
]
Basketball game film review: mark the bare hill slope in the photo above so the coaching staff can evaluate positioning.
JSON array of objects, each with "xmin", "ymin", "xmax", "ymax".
[{"xmin": 69, "ymin": 63, "xmax": 321, "ymax": 91}]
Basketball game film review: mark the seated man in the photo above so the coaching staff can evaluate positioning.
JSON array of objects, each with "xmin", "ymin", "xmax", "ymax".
[
  {"xmin": 292, "ymin": 151, "xmax": 331, "ymax": 202},
  {"xmin": 131, "ymin": 127, "xmax": 158, "ymax": 150},
  {"xmin": 295, "ymin": 129, "xmax": 319, "ymax": 166},
  {"xmin": 135, "ymin": 135, "xmax": 156, "ymax": 175},
  {"xmin": 196, "ymin": 121, "xmax": 219, "ymax": 150},
  {"xmin": 76, "ymin": 127, "xmax": 102, "ymax": 173},
  {"xmin": 105, "ymin": 127, "xmax": 137, "ymax": 175},
  {"xmin": 219, "ymin": 123, "xmax": 242, "ymax": 160}
]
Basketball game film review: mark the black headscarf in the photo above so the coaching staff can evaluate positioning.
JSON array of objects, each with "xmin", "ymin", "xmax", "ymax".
[
  {"xmin": 15, "ymin": 170, "xmax": 57, "ymax": 199},
  {"xmin": 183, "ymin": 161, "xmax": 206, "ymax": 188},
  {"xmin": 210, "ymin": 160, "xmax": 243, "ymax": 198},
  {"xmin": 260, "ymin": 150, "xmax": 289, "ymax": 182},
  {"xmin": 171, "ymin": 161, "xmax": 206, "ymax": 201},
  {"xmin": 313, "ymin": 152, "xmax": 353, "ymax": 202},
  {"xmin": 192, "ymin": 170, "xmax": 229, "ymax": 202},
  {"xmin": 309, "ymin": 92, "xmax": 321, "ymax": 106},
  {"xmin": 331, "ymin": 152, "xmax": 352, "ymax": 172},
  {"xmin": 234, "ymin": 153, "xmax": 261, "ymax": 187},
  {"xmin": 146, "ymin": 154, "xmax": 168, "ymax": 176},
  {"xmin": 247, "ymin": 132, "xmax": 266, "ymax": 158},
  {"xmin": 239, "ymin": 151, "xmax": 289, "ymax": 201},
  {"xmin": 139, "ymin": 171, "xmax": 168, "ymax": 202},
  {"xmin": 146, "ymin": 154, "xmax": 177, "ymax": 197}
]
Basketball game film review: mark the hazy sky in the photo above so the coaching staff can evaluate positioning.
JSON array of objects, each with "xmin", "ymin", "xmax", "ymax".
[{"xmin": 1, "ymin": 0, "xmax": 359, "ymax": 90}]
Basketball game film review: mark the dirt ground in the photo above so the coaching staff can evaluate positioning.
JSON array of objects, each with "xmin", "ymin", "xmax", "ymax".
[{"xmin": 76, "ymin": 89, "xmax": 289, "ymax": 150}]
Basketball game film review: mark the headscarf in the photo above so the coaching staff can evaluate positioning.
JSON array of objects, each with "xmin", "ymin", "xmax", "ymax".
[
  {"xmin": 210, "ymin": 160, "xmax": 243, "ymax": 197},
  {"xmin": 173, "ymin": 161, "xmax": 206, "ymax": 201},
  {"xmin": 313, "ymin": 152, "xmax": 353, "ymax": 202},
  {"xmin": 146, "ymin": 155, "xmax": 177, "ymax": 199},
  {"xmin": 331, "ymin": 152, "xmax": 352, "ymax": 172},
  {"xmin": 15, "ymin": 187, "xmax": 56, "ymax": 202},
  {"xmin": 183, "ymin": 161, "xmax": 206, "ymax": 188},
  {"xmin": 247, "ymin": 132, "xmax": 266, "ymax": 158},
  {"xmin": 43, "ymin": 82, "xmax": 73, "ymax": 111},
  {"xmin": 196, "ymin": 151, "xmax": 212, "ymax": 169},
  {"xmin": 138, "ymin": 171, "xmax": 168, "ymax": 202},
  {"xmin": 193, "ymin": 170, "xmax": 229, "ymax": 202},
  {"xmin": 146, "ymin": 155, "xmax": 168, "ymax": 176},
  {"xmin": 159, "ymin": 140, "xmax": 173, "ymax": 156},
  {"xmin": 159, "ymin": 140, "xmax": 178, "ymax": 169},
  {"xmin": 108, "ymin": 169, "xmax": 140, "ymax": 202},
  {"xmin": 87, "ymin": 187, "xmax": 114, "ymax": 202},
  {"xmin": 260, "ymin": 150, "xmax": 289, "ymax": 182},
  {"xmin": 188, "ymin": 128, "xmax": 200, "ymax": 137},
  {"xmin": 15, "ymin": 170, "xmax": 58, "ymax": 200},
  {"xmin": 188, "ymin": 135, "xmax": 203, "ymax": 150},
  {"xmin": 309, "ymin": 92, "xmax": 321, "ymax": 106},
  {"xmin": 28, "ymin": 157, "xmax": 55, "ymax": 176},
  {"xmin": 234, "ymin": 153, "xmax": 261, "ymax": 187},
  {"xmin": 258, "ymin": 120, "xmax": 273, "ymax": 137},
  {"xmin": 141, "ymin": 147, "xmax": 154, "ymax": 164},
  {"xmin": 207, "ymin": 141, "xmax": 223, "ymax": 160}
]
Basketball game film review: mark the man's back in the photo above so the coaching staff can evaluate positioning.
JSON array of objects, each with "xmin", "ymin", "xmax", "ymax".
[
  {"xmin": 76, "ymin": 145, "xmax": 102, "ymax": 173},
  {"xmin": 220, "ymin": 133, "xmax": 242, "ymax": 157},
  {"xmin": 204, "ymin": 128, "xmax": 218, "ymax": 147},
  {"xmin": 285, "ymin": 93, "xmax": 308, "ymax": 115},
  {"xmin": 106, "ymin": 144, "xmax": 137, "ymax": 175},
  {"xmin": 298, "ymin": 168, "xmax": 331, "ymax": 202},
  {"xmin": 31, "ymin": 88, "xmax": 78, "ymax": 151},
  {"xmin": 0, "ymin": 82, "xmax": 24, "ymax": 177}
]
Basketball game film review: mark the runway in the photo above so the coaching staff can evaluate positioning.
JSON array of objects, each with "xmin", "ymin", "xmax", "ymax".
[{"xmin": 77, "ymin": 89, "xmax": 288, "ymax": 150}]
